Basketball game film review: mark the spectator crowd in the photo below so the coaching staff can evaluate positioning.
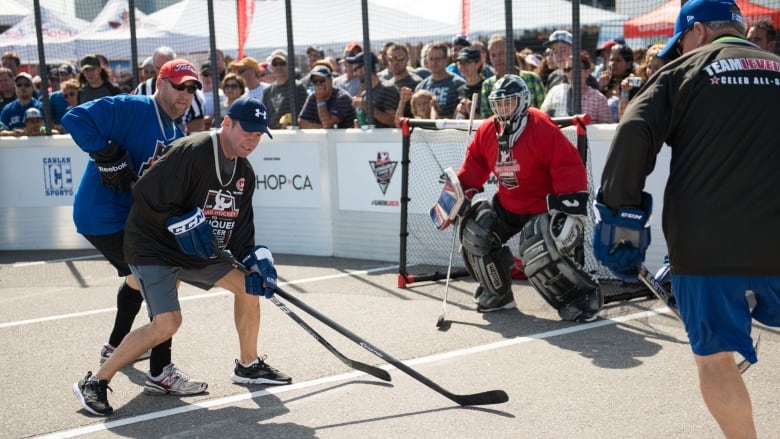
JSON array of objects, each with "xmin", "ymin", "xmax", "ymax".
[{"xmin": 0, "ymin": 19, "xmax": 776, "ymax": 136}]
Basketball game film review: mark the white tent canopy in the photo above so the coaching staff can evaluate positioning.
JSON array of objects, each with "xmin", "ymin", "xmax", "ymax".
[
  {"xmin": 0, "ymin": 0, "xmax": 30, "ymax": 27},
  {"xmin": 73, "ymin": 0, "xmax": 210, "ymax": 60},
  {"xmin": 0, "ymin": 6, "xmax": 86, "ymax": 64}
]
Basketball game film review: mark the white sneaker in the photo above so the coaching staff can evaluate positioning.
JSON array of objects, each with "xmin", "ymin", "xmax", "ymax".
[{"xmin": 144, "ymin": 363, "xmax": 208, "ymax": 395}]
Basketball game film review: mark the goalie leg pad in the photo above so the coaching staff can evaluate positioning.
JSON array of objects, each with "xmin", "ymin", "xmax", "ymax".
[
  {"xmin": 459, "ymin": 199, "xmax": 503, "ymax": 257},
  {"xmin": 519, "ymin": 214, "xmax": 602, "ymax": 320}
]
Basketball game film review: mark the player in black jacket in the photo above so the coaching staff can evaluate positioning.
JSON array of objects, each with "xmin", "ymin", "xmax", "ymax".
[
  {"xmin": 73, "ymin": 95, "xmax": 290, "ymax": 417},
  {"xmin": 594, "ymin": 1, "xmax": 780, "ymax": 437}
]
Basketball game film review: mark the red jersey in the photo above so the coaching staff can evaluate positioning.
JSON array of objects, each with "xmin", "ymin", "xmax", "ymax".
[{"xmin": 457, "ymin": 108, "xmax": 587, "ymax": 215}]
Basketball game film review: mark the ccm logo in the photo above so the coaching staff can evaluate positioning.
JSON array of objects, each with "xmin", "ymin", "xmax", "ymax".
[{"xmin": 619, "ymin": 212, "xmax": 643, "ymax": 220}]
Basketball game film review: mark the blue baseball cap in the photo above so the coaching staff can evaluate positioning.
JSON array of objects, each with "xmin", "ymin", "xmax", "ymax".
[
  {"xmin": 658, "ymin": 0, "xmax": 744, "ymax": 60},
  {"xmin": 309, "ymin": 65, "xmax": 332, "ymax": 78},
  {"xmin": 226, "ymin": 95, "xmax": 273, "ymax": 138},
  {"xmin": 346, "ymin": 51, "xmax": 379, "ymax": 72}
]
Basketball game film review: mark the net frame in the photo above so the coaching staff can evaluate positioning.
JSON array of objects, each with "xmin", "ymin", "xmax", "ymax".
[{"xmin": 396, "ymin": 116, "xmax": 651, "ymax": 302}]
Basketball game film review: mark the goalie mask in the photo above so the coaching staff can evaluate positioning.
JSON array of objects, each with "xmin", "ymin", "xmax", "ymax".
[{"xmin": 489, "ymin": 75, "xmax": 530, "ymax": 138}]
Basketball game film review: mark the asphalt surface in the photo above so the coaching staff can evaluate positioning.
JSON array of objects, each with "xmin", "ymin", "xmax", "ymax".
[{"xmin": 1, "ymin": 250, "xmax": 778, "ymax": 439}]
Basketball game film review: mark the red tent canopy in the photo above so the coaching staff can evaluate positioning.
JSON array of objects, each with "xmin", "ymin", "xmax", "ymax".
[{"xmin": 624, "ymin": 0, "xmax": 780, "ymax": 39}]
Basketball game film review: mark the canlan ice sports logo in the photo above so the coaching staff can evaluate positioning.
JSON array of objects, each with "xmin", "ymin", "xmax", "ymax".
[
  {"xmin": 369, "ymin": 152, "xmax": 397, "ymax": 195},
  {"xmin": 43, "ymin": 157, "xmax": 73, "ymax": 196}
]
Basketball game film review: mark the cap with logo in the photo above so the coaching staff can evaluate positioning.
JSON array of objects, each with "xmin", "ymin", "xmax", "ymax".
[
  {"xmin": 226, "ymin": 95, "xmax": 273, "ymax": 138},
  {"xmin": 79, "ymin": 55, "xmax": 100, "ymax": 70},
  {"xmin": 658, "ymin": 0, "xmax": 743, "ymax": 61},
  {"xmin": 158, "ymin": 59, "xmax": 202, "ymax": 89},
  {"xmin": 24, "ymin": 107, "xmax": 43, "ymax": 120},
  {"xmin": 309, "ymin": 65, "xmax": 333, "ymax": 78},
  {"xmin": 543, "ymin": 30, "xmax": 573, "ymax": 48},
  {"xmin": 232, "ymin": 56, "xmax": 261, "ymax": 73},
  {"xmin": 456, "ymin": 47, "xmax": 481, "ymax": 63}
]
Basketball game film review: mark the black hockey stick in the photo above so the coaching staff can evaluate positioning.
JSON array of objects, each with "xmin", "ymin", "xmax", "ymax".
[
  {"xmin": 213, "ymin": 245, "xmax": 391, "ymax": 382},
  {"xmin": 274, "ymin": 285, "xmax": 508, "ymax": 406},
  {"xmin": 216, "ymin": 246, "xmax": 507, "ymax": 405},
  {"xmin": 638, "ymin": 265, "xmax": 760, "ymax": 374}
]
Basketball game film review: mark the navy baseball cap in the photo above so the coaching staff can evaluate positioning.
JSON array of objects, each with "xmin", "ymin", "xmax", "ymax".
[
  {"xmin": 309, "ymin": 65, "xmax": 332, "ymax": 78},
  {"xmin": 346, "ymin": 51, "xmax": 379, "ymax": 72},
  {"xmin": 658, "ymin": 0, "xmax": 744, "ymax": 60},
  {"xmin": 227, "ymin": 95, "xmax": 273, "ymax": 138}
]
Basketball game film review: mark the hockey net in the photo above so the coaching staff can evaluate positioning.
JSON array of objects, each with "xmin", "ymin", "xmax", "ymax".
[{"xmin": 396, "ymin": 117, "xmax": 650, "ymax": 302}]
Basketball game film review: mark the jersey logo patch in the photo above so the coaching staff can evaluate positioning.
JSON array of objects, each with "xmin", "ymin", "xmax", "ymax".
[{"xmin": 202, "ymin": 189, "xmax": 239, "ymax": 246}]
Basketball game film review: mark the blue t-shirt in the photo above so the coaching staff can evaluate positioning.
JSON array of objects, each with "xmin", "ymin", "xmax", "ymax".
[
  {"xmin": 62, "ymin": 94, "xmax": 184, "ymax": 235},
  {"xmin": 0, "ymin": 98, "xmax": 44, "ymax": 129}
]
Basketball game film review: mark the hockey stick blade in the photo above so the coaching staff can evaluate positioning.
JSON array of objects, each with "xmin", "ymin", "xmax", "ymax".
[
  {"xmin": 638, "ymin": 266, "xmax": 680, "ymax": 319},
  {"xmin": 271, "ymin": 286, "xmax": 509, "ymax": 406},
  {"xmin": 213, "ymin": 244, "xmax": 391, "ymax": 382}
]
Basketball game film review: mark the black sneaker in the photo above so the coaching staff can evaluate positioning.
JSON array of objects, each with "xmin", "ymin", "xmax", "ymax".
[
  {"xmin": 476, "ymin": 290, "xmax": 516, "ymax": 313},
  {"xmin": 231, "ymin": 355, "xmax": 292, "ymax": 385},
  {"xmin": 72, "ymin": 371, "xmax": 113, "ymax": 416}
]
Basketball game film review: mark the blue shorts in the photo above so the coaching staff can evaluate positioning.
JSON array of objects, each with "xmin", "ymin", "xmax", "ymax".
[{"xmin": 672, "ymin": 274, "xmax": 780, "ymax": 364}]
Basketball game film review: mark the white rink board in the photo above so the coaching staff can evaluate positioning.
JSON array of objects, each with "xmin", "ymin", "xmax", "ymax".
[{"xmin": 0, "ymin": 125, "xmax": 670, "ymax": 266}]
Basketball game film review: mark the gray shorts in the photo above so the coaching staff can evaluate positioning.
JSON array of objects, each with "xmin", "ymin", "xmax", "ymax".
[{"xmin": 129, "ymin": 262, "xmax": 233, "ymax": 318}]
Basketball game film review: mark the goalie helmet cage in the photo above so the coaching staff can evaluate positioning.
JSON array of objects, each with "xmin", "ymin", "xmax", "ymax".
[{"xmin": 396, "ymin": 117, "xmax": 651, "ymax": 303}]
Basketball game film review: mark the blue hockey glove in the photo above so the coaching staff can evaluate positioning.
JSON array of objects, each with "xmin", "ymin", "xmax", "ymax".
[
  {"xmin": 242, "ymin": 245, "xmax": 277, "ymax": 298},
  {"xmin": 90, "ymin": 142, "xmax": 137, "ymax": 192},
  {"xmin": 592, "ymin": 189, "xmax": 652, "ymax": 281},
  {"xmin": 165, "ymin": 207, "xmax": 214, "ymax": 259}
]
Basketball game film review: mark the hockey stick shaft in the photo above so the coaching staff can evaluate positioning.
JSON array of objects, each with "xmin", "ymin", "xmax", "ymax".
[
  {"xmin": 213, "ymin": 245, "xmax": 391, "ymax": 382},
  {"xmin": 638, "ymin": 265, "xmax": 759, "ymax": 374},
  {"xmin": 271, "ymin": 285, "xmax": 508, "ymax": 406}
]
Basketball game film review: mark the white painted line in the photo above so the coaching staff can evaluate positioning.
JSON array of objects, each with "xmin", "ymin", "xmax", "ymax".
[
  {"xmin": 0, "ymin": 265, "xmax": 399, "ymax": 329},
  {"xmin": 32, "ymin": 308, "xmax": 673, "ymax": 439}
]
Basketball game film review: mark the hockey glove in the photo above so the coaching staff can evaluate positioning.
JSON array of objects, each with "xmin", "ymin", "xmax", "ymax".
[
  {"xmin": 90, "ymin": 142, "xmax": 137, "ymax": 192},
  {"xmin": 547, "ymin": 192, "xmax": 589, "ymax": 255},
  {"xmin": 242, "ymin": 245, "xmax": 277, "ymax": 298},
  {"xmin": 165, "ymin": 207, "xmax": 214, "ymax": 260},
  {"xmin": 592, "ymin": 189, "xmax": 652, "ymax": 281}
]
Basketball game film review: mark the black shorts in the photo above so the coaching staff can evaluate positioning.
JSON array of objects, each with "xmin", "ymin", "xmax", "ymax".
[{"xmin": 83, "ymin": 231, "xmax": 130, "ymax": 277}]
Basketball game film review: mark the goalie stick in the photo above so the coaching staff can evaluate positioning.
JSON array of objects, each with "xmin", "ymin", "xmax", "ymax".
[
  {"xmin": 435, "ymin": 92, "xmax": 481, "ymax": 330},
  {"xmin": 213, "ymin": 244, "xmax": 391, "ymax": 382},
  {"xmin": 638, "ymin": 265, "xmax": 760, "ymax": 374},
  {"xmin": 215, "ymin": 244, "xmax": 507, "ymax": 405}
]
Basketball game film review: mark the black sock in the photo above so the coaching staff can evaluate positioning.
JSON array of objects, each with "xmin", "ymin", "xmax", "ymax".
[
  {"xmin": 108, "ymin": 282, "xmax": 143, "ymax": 348},
  {"xmin": 149, "ymin": 338, "xmax": 172, "ymax": 377}
]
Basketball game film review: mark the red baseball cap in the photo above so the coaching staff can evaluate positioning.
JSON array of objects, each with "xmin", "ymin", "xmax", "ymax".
[{"xmin": 158, "ymin": 59, "xmax": 202, "ymax": 88}]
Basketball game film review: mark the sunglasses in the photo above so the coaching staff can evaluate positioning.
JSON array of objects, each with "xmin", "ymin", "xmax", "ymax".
[
  {"xmin": 311, "ymin": 78, "xmax": 326, "ymax": 85},
  {"xmin": 272, "ymin": 61, "xmax": 287, "ymax": 67},
  {"xmin": 223, "ymin": 83, "xmax": 242, "ymax": 90},
  {"xmin": 387, "ymin": 55, "xmax": 406, "ymax": 62},
  {"xmin": 15, "ymin": 82, "xmax": 32, "ymax": 88},
  {"xmin": 165, "ymin": 78, "xmax": 197, "ymax": 94},
  {"xmin": 201, "ymin": 72, "xmax": 211, "ymax": 77}
]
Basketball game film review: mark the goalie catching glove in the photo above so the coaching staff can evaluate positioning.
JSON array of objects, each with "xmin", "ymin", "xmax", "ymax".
[
  {"xmin": 430, "ymin": 167, "xmax": 478, "ymax": 230},
  {"xmin": 166, "ymin": 207, "xmax": 214, "ymax": 260},
  {"xmin": 90, "ymin": 141, "xmax": 137, "ymax": 192},
  {"xmin": 547, "ymin": 192, "xmax": 588, "ymax": 255},
  {"xmin": 592, "ymin": 189, "xmax": 652, "ymax": 281},
  {"xmin": 242, "ymin": 245, "xmax": 277, "ymax": 298}
]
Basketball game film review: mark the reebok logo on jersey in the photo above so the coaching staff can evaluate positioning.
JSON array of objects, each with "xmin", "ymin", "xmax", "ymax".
[{"xmin": 97, "ymin": 162, "xmax": 128, "ymax": 173}]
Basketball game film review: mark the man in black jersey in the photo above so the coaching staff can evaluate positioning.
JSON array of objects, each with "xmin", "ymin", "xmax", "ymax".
[
  {"xmin": 73, "ymin": 95, "xmax": 290, "ymax": 417},
  {"xmin": 595, "ymin": 1, "xmax": 780, "ymax": 437}
]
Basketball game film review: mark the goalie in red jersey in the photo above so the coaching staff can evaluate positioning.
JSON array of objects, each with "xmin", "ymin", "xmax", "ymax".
[{"xmin": 433, "ymin": 74, "xmax": 602, "ymax": 322}]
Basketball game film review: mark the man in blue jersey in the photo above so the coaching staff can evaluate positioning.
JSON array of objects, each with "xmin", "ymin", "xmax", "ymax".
[{"xmin": 62, "ymin": 59, "xmax": 208, "ymax": 397}]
